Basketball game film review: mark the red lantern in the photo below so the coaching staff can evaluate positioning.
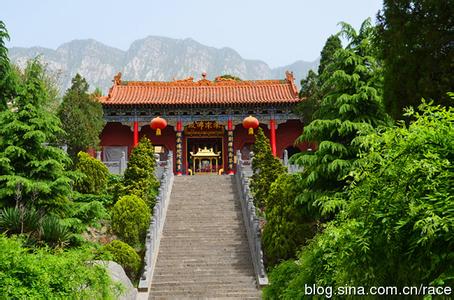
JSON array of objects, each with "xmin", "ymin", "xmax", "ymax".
[
  {"xmin": 243, "ymin": 115, "xmax": 259, "ymax": 135},
  {"xmin": 150, "ymin": 117, "xmax": 167, "ymax": 136}
]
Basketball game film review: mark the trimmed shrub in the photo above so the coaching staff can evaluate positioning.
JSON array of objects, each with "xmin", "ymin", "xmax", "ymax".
[
  {"xmin": 75, "ymin": 151, "xmax": 109, "ymax": 195},
  {"xmin": 100, "ymin": 240, "xmax": 141, "ymax": 279},
  {"xmin": 111, "ymin": 195, "xmax": 150, "ymax": 246},
  {"xmin": 121, "ymin": 137, "xmax": 159, "ymax": 208},
  {"xmin": 0, "ymin": 235, "xmax": 120, "ymax": 299}
]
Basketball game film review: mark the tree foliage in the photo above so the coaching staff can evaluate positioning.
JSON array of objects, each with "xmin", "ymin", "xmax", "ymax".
[
  {"xmin": 0, "ymin": 59, "xmax": 73, "ymax": 212},
  {"xmin": 377, "ymin": 0, "xmax": 454, "ymax": 119},
  {"xmin": 293, "ymin": 19, "xmax": 390, "ymax": 217},
  {"xmin": 297, "ymin": 35, "xmax": 342, "ymax": 123},
  {"xmin": 0, "ymin": 20, "xmax": 17, "ymax": 112},
  {"xmin": 264, "ymin": 100, "xmax": 454, "ymax": 298},
  {"xmin": 250, "ymin": 127, "xmax": 286, "ymax": 210},
  {"xmin": 121, "ymin": 137, "xmax": 159, "ymax": 209},
  {"xmin": 58, "ymin": 74, "xmax": 105, "ymax": 160},
  {"xmin": 262, "ymin": 173, "xmax": 315, "ymax": 267},
  {"xmin": 318, "ymin": 35, "xmax": 343, "ymax": 76}
]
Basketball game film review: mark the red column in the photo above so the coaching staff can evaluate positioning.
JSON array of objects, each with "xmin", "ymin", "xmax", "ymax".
[
  {"xmin": 270, "ymin": 119, "xmax": 276, "ymax": 157},
  {"xmin": 133, "ymin": 121, "xmax": 139, "ymax": 147}
]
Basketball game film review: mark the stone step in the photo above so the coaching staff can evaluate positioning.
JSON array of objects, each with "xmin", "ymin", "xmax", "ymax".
[{"xmin": 149, "ymin": 176, "xmax": 259, "ymax": 298}]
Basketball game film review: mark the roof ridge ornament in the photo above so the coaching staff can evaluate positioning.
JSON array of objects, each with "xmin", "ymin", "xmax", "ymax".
[
  {"xmin": 285, "ymin": 71, "xmax": 298, "ymax": 95},
  {"xmin": 113, "ymin": 72, "xmax": 122, "ymax": 85}
]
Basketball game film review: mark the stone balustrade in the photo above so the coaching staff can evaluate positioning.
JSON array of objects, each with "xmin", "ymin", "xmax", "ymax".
[
  {"xmin": 138, "ymin": 151, "xmax": 174, "ymax": 293},
  {"xmin": 283, "ymin": 149, "xmax": 304, "ymax": 173},
  {"xmin": 234, "ymin": 150, "xmax": 268, "ymax": 286}
]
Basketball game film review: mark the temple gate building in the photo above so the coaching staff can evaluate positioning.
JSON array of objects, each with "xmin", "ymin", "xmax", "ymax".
[{"xmin": 99, "ymin": 71, "xmax": 311, "ymax": 175}]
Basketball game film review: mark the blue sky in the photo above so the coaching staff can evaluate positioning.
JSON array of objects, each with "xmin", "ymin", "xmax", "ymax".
[{"xmin": 2, "ymin": 0, "xmax": 383, "ymax": 67}]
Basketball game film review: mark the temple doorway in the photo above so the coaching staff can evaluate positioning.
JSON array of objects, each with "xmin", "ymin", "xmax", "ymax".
[{"xmin": 187, "ymin": 137, "xmax": 224, "ymax": 174}]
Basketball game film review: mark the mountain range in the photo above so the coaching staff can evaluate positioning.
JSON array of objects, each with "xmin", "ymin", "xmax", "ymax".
[{"xmin": 9, "ymin": 36, "xmax": 319, "ymax": 94}]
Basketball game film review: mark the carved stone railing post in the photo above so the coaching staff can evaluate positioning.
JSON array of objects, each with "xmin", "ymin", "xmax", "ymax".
[
  {"xmin": 235, "ymin": 150, "xmax": 268, "ymax": 286},
  {"xmin": 119, "ymin": 151, "xmax": 127, "ymax": 175},
  {"xmin": 138, "ymin": 151, "xmax": 175, "ymax": 295}
]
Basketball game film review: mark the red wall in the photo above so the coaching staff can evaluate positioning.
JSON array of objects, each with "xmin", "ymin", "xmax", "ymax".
[
  {"xmin": 140, "ymin": 125, "xmax": 177, "ymax": 171},
  {"xmin": 100, "ymin": 122, "xmax": 133, "ymax": 155},
  {"xmin": 100, "ymin": 119, "xmax": 308, "ymax": 173},
  {"xmin": 233, "ymin": 120, "xmax": 307, "ymax": 159}
]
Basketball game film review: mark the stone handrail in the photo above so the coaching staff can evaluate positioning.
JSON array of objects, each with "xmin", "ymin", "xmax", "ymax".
[
  {"xmin": 138, "ymin": 151, "xmax": 174, "ymax": 294},
  {"xmin": 101, "ymin": 151, "xmax": 128, "ymax": 175},
  {"xmin": 234, "ymin": 150, "xmax": 268, "ymax": 286},
  {"xmin": 283, "ymin": 149, "xmax": 304, "ymax": 173}
]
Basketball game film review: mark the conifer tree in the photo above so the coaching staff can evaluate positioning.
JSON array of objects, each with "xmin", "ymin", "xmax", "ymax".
[
  {"xmin": 58, "ymin": 74, "xmax": 105, "ymax": 160},
  {"xmin": 293, "ymin": 19, "xmax": 390, "ymax": 216},
  {"xmin": 0, "ymin": 59, "xmax": 73, "ymax": 211},
  {"xmin": 0, "ymin": 21, "xmax": 17, "ymax": 111},
  {"xmin": 250, "ymin": 128, "xmax": 285, "ymax": 210},
  {"xmin": 298, "ymin": 35, "xmax": 342, "ymax": 123},
  {"xmin": 121, "ymin": 137, "xmax": 160, "ymax": 209},
  {"xmin": 377, "ymin": 0, "xmax": 453, "ymax": 119}
]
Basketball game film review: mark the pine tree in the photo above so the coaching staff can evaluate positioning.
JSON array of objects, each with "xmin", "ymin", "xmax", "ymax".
[
  {"xmin": 293, "ymin": 19, "xmax": 390, "ymax": 216},
  {"xmin": 58, "ymin": 74, "xmax": 105, "ymax": 160},
  {"xmin": 0, "ymin": 59, "xmax": 73, "ymax": 211},
  {"xmin": 250, "ymin": 128, "xmax": 286, "ymax": 210},
  {"xmin": 377, "ymin": 0, "xmax": 454, "ymax": 119}
]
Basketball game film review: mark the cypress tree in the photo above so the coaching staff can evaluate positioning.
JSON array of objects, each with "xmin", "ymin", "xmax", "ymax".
[
  {"xmin": 377, "ymin": 0, "xmax": 454, "ymax": 119},
  {"xmin": 58, "ymin": 74, "xmax": 105, "ymax": 160},
  {"xmin": 250, "ymin": 128, "xmax": 286, "ymax": 210},
  {"xmin": 121, "ymin": 137, "xmax": 160, "ymax": 209}
]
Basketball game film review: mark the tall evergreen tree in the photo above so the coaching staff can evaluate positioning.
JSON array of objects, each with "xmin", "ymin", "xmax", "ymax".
[
  {"xmin": 121, "ymin": 137, "xmax": 160, "ymax": 209},
  {"xmin": 0, "ymin": 59, "xmax": 73, "ymax": 211},
  {"xmin": 377, "ymin": 0, "xmax": 454, "ymax": 119},
  {"xmin": 293, "ymin": 19, "xmax": 390, "ymax": 216},
  {"xmin": 0, "ymin": 21, "xmax": 17, "ymax": 111},
  {"xmin": 250, "ymin": 128, "xmax": 286, "ymax": 210},
  {"xmin": 318, "ymin": 35, "xmax": 342, "ymax": 76},
  {"xmin": 58, "ymin": 74, "xmax": 105, "ymax": 160},
  {"xmin": 297, "ymin": 35, "xmax": 342, "ymax": 123}
]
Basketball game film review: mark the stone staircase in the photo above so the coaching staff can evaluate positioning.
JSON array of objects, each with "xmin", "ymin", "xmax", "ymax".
[{"xmin": 149, "ymin": 175, "xmax": 261, "ymax": 299}]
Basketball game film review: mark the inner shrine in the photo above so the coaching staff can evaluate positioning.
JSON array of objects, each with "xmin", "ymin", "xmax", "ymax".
[{"xmin": 99, "ymin": 71, "xmax": 311, "ymax": 175}]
